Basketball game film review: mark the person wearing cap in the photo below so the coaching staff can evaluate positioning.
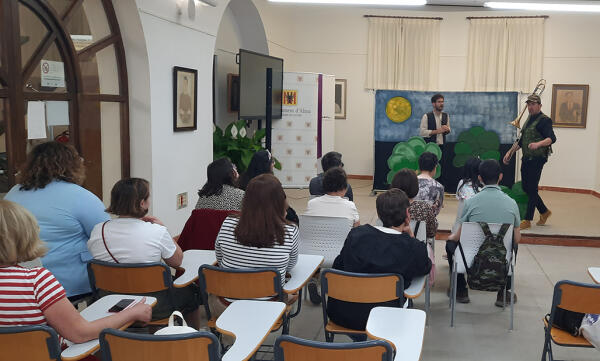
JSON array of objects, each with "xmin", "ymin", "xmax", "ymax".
[
  {"xmin": 420, "ymin": 93, "xmax": 451, "ymax": 147},
  {"xmin": 503, "ymin": 94, "xmax": 556, "ymax": 230}
]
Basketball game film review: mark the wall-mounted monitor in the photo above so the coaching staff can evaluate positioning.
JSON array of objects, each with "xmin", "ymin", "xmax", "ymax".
[{"xmin": 238, "ymin": 49, "xmax": 283, "ymax": 120}]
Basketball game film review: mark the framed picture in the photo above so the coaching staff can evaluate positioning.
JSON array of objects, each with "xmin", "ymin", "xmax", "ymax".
[
  {"xmin": 335, "ymin": 79, "xmax": 347, "ymax": 119},
  {"xmin": 551, "ymin": 84, "xmax": 589, "ymax": 128},
  {"xmin": 173, "ymin": 66, "xmax": 198, "ymax": 131}
]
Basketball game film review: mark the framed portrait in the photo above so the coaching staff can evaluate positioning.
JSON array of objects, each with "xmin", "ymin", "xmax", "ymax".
[
  {"xmin": 335, "ymin": 78, "xmax": 347, "ymax": 119},
  {"xmin": 173, "ymin": 66, "xmax": 198, "ymax": 131},
  {"xmin": 551, "ymin": 84, "xmax": 589, "ymax": 128}
]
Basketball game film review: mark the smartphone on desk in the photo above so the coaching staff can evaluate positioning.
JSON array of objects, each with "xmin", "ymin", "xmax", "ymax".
[{"xmin": 108, "ymin": 298, "xmax": 135, "ymax": 313}]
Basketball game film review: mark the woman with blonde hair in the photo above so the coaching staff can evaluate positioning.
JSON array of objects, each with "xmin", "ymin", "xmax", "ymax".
[
  {"xmin": 5, "ymin": 142, "xmax": 109, "ymax": 302},
  {"xmin": 0, "ymin": 200, "xmax": 151, "ymax": 342}
]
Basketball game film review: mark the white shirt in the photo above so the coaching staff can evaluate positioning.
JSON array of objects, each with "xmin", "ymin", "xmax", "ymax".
[
  {"xmin": 303, "ymin": 194, "xmax": 359, "ymax": 223},
  {"xmin": 87, "ymin": 218, "xmax": 176, "ymax": 263},
  {"xmin": 419, "ymin": 112, "xmax": 450, "ymax": 145},
  {"xmin": 373, "ymin": 226, "xmax": 402, "ymax": 234}
]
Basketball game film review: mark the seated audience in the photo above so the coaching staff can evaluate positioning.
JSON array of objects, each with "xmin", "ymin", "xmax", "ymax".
[
  {"xmin": 326, "ymin": 189, "xmax": 432, "ymax": 333},
  {"xmin": 0, "ymin": 200, "xmax": 151, "ymax": 343},
  {"xmin": 453, "ymin": 157, "xmax": 482, "ymax": 232},
  {"xmin": 391, "ymin": 168, "xmax": 437, "ymax": 239},
  {"xmin": 415, "ymin": 152, "xmax": 445, "ymax": 215},
  {"xmin": 215, "ymin": 174, "xmax": 299, "ymax": 286},
  {"xmin": 447, "ymin": 159, "xmax": 521, "ymax": 305},
  {"xmin": 5, "ymin": 141, "xmax": 109, "ymax": 301},
  {"xmin": 304, "ymin": 167, "xmax": 359, "ymax": 227},
  {"xmin": 238, "ymin": 150, "xmax": 299, "ymax": 224},
  {"xmin": 196, "ymin": 157, "xmax": 244, "ymax": 211},
  {"xmin": 309, "ymin": 151, "xmax": 354, "ymax": 201},
  {"xmin": 87, "ymin": 178, "xmax": 195, "ymax": 321}
]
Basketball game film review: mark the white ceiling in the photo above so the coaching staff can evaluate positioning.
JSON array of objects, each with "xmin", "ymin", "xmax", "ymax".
[{"xmin": 426, "ymin": 0, "xmax": 600, "ymax": 5}]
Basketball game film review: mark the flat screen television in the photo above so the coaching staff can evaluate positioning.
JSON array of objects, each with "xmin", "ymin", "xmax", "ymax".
[{"xmin": 238, "ymin": 49, "xmax": 283, "ymax": 120}]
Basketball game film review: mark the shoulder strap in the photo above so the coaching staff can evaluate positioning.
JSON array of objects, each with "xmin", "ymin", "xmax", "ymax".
[
  {"xmin": 457, "ymin": 241, "xmax": 470, "ymax": 272},
  {"xmin": 478, "ymin": 222, "xmax": 492, "ymax": 237},
  {"xmin": 101, "ymin": 221, "xmax": 119, "ymax": 264},
  {"xmin": 498, "ymin": 223, "xmax": 511, "ymax": 238},
  {"xmin": 413, "ymin": 221, "xmax": 421, "ymax": 237}
]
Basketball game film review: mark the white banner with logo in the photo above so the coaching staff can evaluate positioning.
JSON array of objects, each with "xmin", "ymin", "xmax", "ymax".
[{"xmin": 272, "ymin": 72, "xmax": 319, "ymax": 188}]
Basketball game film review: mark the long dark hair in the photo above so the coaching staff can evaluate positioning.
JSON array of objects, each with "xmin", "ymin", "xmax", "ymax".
[
  {"xmin": 238, "ymin": 150, "xmax": 273, "ymax": 191},
  {"xmin": 235, "ymin": 174, "xmax": 287, "ymax": 247},
  {"xmin": 198, "ymin": 158, "xmax": 237, "ymax": 198},
  {"xmin": 458, "ymin": 157, "xmax": 482, "ymax": 194}
]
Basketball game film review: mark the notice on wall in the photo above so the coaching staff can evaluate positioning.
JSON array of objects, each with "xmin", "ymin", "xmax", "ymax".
[
  {"xmin": 40, "ymin": 60, "xmax": 65, "ymax": 88},
  {"xmin": 46, "ymin": 101, "xmax": 70, "ymax": 126},
  {"xmin": 27, "ymin": 101, "xmax": 47, "ymax": 140}
]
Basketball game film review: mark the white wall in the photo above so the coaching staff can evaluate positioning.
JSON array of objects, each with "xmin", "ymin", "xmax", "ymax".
[
  {"xmin": 115, "ymin": 0, "xmax": 272, "ymax": 234},
  {"xmin": 255, "ymin": 2, "xmax": 600, "ymax": 191}
]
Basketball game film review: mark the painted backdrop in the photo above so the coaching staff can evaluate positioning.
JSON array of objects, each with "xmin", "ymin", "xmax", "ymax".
[{"xmin": 374, "ymin": 90, "xmax": 519, "ymax": 192}]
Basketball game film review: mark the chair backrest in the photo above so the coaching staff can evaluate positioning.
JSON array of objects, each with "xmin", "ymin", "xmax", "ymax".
[
  {"xmin": 298, "ymin": 215, "xmax": 353, "ymax": 268},
  {"xmin": 550, "ymin": 280, "xmax": 600, "ymax": 318},
  {"xmin": 373, "ymin": 219, "xmax": 425, "ymax": 242},
  {"xmin": 0, "ymin": 325, "xmax": 61, "ymax": 361},
  {"xmin": 456, "ymin": 222, "xmax": 514, "ymax": 274},
  {"xmin": 178, "ymin": 209, "xmax": 239, "ymax": 251},
  {"xmin": 274, "ymin": 335, "xmax": 393, "ymax": 361},
  {"xmin": 99, "ymin": 328, "xmax": 220, "ymax": 361},
  {"xmin": 88, "ymin": 260, "xmax": 173, "ymax": 296},
  {"xmin": 321, "ymin": 269, "xmax": 404, "ymax": 304},
  {"xmin": 198, "ymin": 264, "xmax": 282, "ymax": 319}
]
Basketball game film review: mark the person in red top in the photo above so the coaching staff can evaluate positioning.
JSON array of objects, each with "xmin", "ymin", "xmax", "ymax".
[{"xmin": 0, "ymin": 200, "xmax": 152, "ymax": 343}]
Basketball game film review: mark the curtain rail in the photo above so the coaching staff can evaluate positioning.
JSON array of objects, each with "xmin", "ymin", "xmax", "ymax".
[
  {"xmin": 364, "ymin": 15, "xmax": 443, "ymax": 20},
  {"xmin": 467, "ymin": 15, "xmax": 548, "ymax": 19}
]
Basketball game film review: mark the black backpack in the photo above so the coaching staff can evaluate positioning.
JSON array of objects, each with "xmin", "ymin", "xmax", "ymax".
[{"xmin": 459, "ymin": 222, "xmax": 512, "ymax": 292}]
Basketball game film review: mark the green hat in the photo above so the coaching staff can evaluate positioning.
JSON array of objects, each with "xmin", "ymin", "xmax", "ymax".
[{"xmin": 526, "ymin": 94, "xmax": 541, "ymax": 104}]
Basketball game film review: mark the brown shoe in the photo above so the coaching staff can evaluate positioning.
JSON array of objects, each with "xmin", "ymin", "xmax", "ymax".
[
  {"xmin": 520, "ymin": 220, "xmax": 531, "ymax": 230},
  {"xmin": 536, "ymin": 210, "xmax": 552, "ymax": 226}
]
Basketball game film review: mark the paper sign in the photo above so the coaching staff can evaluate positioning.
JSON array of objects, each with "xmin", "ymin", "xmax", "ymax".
[
  {"xmin": 40, "ymin": 60, "xmax": 65, "ymax": 88},
  {"xmin": 46, "ymin": 101, "xmax": 70, "ymax": 126},
  {"xmin": 27, "ymin": 101, "xmax": 47, "ymax": 139}
]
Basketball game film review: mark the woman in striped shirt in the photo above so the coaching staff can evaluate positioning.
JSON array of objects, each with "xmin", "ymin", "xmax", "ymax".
[
  {"xmin": 0, "ymin": 200, "xmax": 151, "ymax": 343},
  {"xmin": 215, "ymin": 174, "xmax": 299, "ymax": 286}
]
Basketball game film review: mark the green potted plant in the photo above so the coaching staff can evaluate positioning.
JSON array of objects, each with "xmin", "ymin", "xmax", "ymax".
[{"xmin": 213, "ymin": 119, "xmax": 281, "ymax": 173}]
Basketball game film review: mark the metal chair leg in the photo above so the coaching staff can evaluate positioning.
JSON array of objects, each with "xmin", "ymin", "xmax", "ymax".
[
  {"xmin": 451, "ymin": 262, "xmax": 457, "ymax": 327},
  {"xmin": 510, "ymin": 265, "xmax": 515, "ymax": 331},
  {"xmin": 425, "ymin": 277, "xmax": 430, "ymax": 326}
]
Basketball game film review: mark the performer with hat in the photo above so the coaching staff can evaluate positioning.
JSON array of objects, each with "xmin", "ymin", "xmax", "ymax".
[{"xmin": 503, "ymin": 94, "xmax": 556, "ymax": 230}]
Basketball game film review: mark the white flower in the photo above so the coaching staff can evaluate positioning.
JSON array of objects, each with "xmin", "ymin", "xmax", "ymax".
[
  {"xmin": 239, "ymin": 127, "xmax": 247, "ymax": 138},
  {"xmin": 230, "ymin": 126, "xmax": 238, "ymax": 139}
]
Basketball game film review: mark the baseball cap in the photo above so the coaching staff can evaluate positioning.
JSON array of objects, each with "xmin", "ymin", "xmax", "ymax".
[{"xmin": 526, "ymin": 94, "xmax": 541, "ymax": 104}]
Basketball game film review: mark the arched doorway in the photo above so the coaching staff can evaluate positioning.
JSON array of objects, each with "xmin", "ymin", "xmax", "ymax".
[{"xmin": 0, "ymin": 0, "xmax": 129, "ymax": 199}]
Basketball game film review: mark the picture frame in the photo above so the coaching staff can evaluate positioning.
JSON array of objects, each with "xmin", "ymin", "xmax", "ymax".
[
  {"xmin": 173, "ymin": 66, "xmax": 198, "ymax": 131},
  {"xmin": 335, "ymin": 78, "xmax": 347, "ymax": 119},
  {"xmin": 551, "ymin": 84, "xmax": 589, "ymax": 128}
]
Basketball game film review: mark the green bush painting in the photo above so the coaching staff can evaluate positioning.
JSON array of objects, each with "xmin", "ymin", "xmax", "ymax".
[
  {"xmin": 500, "ymin": 181, "xmax": 529, "ymax": 219},
  {"xmin": 386, "ymin": 136, "xmax": 442, "ymax": 184},
  {"xmin": 453, "ymin": 126, "xmax": 501, "ymax": 168}
]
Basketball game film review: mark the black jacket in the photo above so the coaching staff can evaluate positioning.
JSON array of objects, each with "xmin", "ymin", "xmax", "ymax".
[{"xmin": 326, "ymin": 225, "xmax": 432, "ymax": 330}]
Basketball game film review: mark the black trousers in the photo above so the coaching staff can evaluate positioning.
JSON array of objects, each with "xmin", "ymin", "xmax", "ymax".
[
  {"xmin": 446, "ymin": 241, "xmax": 516, "ymax": 292},
  {"xmin": 521, "ymin": 158, "xmax": 548, "ymax": 221}
]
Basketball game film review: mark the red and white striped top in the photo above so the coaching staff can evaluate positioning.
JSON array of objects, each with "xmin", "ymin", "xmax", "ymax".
[{"xmin": 0, "ymin": 266, "xmax": 66, "ymax": 326}]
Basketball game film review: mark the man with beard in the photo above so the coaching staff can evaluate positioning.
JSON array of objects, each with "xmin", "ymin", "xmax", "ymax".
[{"xmin": 420, "ymin": 93, "xmax": 451, "ymax": 149}]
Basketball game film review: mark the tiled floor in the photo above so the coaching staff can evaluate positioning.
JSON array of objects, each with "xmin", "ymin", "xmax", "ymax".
[{"xmin": 279, "ymin": 180, "xmax": 600, "ymax": 360}]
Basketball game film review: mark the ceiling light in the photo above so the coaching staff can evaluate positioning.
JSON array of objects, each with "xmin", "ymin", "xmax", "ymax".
[
  {"xmin": 485, "ymin": 2, "xmax": 600, "ymax": 12},
  {"xmin": 268, "ymin": 0, "xmax": 426, "ymax": 5}
]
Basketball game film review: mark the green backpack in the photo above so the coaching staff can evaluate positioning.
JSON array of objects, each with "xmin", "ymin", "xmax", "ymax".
[{"xmin": 458, "ymin": 222, "xmax": 512, "ymax": 292}]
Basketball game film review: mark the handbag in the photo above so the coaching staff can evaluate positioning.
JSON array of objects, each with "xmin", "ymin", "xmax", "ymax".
[
  {"xmin": 580, "ymin": 314, "xmax": 600, "ymax": 350},
  {"xmin": 546, "ymin": 308, "xmax": 585, "ymax": 336},
  {"xmin": 154, "ymin": 311, "xmax": 197, "ymax": 335}
]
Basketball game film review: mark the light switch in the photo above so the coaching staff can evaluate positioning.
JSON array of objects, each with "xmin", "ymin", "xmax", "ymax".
[{"xmin": 176, "ymin": 192, "xmax": 188, "ymax": 210}]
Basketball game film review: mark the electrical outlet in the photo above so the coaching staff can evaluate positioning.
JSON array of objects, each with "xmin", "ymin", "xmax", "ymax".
[{"xmin": 176, "ymin": 192, "xmax": 188, "ymax": 210}]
